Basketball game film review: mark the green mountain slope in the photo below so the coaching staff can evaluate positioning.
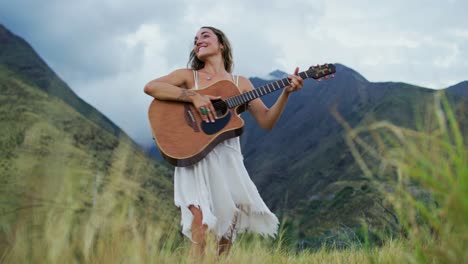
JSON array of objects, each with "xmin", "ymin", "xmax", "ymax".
[
  {"xmin": 0, "ymin": 24, "xmax": 124, "ymax": 138},
  {"xmin": 0, "ymin": 26, "xmax": 177, "ymax": 259},
  {"xmin": 241, "ymin": 65, "xmax": 467, "ymax": 247}
]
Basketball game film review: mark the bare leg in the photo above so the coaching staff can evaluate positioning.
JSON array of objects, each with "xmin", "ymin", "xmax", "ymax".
[
  {"xmin": 189, "ymin": 205, "xmax": 208, "ymax": 258},
  {"xmin": 217, "ymin": 212, "xmax": 238, "ymax": 256},
  {"xmin": 217, "ymin": 236, "xmax": 233, "ymax": 256}
]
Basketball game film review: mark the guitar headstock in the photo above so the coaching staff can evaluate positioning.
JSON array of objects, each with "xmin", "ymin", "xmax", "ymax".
[{"xmin": 306, "ymin": 63, "xmax": 336, "ymax": 80}]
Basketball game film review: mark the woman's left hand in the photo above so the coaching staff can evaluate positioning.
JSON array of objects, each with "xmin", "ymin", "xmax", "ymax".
[{"xmin": 285, "ymin": 67, "xmax": 304, "ymax": 94}]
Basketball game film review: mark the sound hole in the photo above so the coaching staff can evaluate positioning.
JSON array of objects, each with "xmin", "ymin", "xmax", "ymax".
[{"xmin": 212, "ymin": 99, "xmax": 228, "ymax": 117}]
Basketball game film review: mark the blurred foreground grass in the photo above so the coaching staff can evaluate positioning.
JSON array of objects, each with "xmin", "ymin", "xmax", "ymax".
[
  {"xmin": 1, "ymin": 92, "xmax": 466, "ymax": 263},
  {"xmin": 340, "ymin": 91, "xmax": 467, "ymax": 263}
]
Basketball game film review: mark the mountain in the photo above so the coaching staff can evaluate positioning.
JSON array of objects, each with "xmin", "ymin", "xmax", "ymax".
[
  {"xmin": 446, "ymin": 80, "xmax": 468, "ymax": 97},
  {"xmin": 0, "ymin": 24, "xmax": 123, "ymax": 138},
  {"xmin": 0, "ymin": 24, "xmax": 177, "ymax": 256},
  {"xmin": 240, "ymin": 64, "xmax": 467, "ymax": 246}
]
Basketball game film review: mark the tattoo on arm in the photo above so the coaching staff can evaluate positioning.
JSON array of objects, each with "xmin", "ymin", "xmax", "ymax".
[{"xmin": 177, "ymin": 89, "xmax": 197, "ymax": 101}]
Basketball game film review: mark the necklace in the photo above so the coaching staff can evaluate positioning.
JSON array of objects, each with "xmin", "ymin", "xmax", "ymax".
[
  {"xmin": 200, "ymin": 70, "xmax": 228, "ymax": 80},
  {"xmin": 200, "ymin": 70, "xmax": 215, "ymax": 80}
]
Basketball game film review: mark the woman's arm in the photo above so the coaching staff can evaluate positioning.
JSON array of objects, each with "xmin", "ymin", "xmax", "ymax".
[
  {"xmin": 144, "ymin": 69, "xmax": 194, "ymax": 102},
  {"xmin": 143, "ymin": 69, "xmax": 219, "ymax": 123},
  {"xmin": 239, "ymin": 67, "xmax": 304, "ymax": 130}
]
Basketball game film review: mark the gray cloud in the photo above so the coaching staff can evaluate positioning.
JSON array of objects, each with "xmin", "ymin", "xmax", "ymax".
[{"xmin": 1, "ymin": 0, "xmax": 467, "ymax": 146}]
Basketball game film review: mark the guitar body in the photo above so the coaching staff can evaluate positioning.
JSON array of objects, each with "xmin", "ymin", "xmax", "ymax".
[{"xmin": 148, "ymin": 80, "xmax": 245, "ymax": 167}]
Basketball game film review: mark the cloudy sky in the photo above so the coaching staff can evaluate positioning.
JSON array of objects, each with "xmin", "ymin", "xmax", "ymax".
[{"xmin": 1, "ymin": 0, "xmax": 467, "ymax": 146}]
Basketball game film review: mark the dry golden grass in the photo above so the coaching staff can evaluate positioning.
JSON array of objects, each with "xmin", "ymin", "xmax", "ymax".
[{"xmin": 1, "ymin": 92, "xmax": 466, "ymax": 263}]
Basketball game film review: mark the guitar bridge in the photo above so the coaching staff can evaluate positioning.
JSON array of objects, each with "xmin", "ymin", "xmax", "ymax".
[{"xmin": 184, "ymin": 104, "xmax": 200, "ymax": 132}]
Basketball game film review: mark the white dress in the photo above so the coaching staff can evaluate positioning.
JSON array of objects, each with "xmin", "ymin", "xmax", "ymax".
[{"xmin": 174, "ymin": 71, "xmax": 279, "ymax": 241}]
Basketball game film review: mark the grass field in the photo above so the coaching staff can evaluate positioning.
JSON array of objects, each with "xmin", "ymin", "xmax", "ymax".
[{"xmin": 1, "ymin": 89, "xmax": 466, "ymax": 263}]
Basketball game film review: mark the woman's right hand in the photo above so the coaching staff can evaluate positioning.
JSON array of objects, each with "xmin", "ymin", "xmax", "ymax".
[{"xmin": 191, "ymin": 93, "xmax": 221, "ymax": 123}]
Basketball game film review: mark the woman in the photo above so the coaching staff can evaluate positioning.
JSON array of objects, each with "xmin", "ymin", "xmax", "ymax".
[{"xmin": 144, "ymin": 26, "xmax": 304, "ymax": 256}]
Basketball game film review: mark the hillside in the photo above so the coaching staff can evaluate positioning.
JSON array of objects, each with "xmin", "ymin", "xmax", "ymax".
[
  {"xmin": 0, "ymin": 25, "xmax": 177, "ymax": 259},
  {"xmin": 0, "ymin": 24, "xmax": 124, "ymax": 138},
  {"xmin": 241, "ymin": 65, "xmax": 467, "ymax": 246}
]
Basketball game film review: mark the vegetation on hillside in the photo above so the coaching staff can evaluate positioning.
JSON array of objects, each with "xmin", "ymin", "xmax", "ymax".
[
  {"xmin": 340, "ymin": 92, "xmax": 467, "ymax": 263},
  {"xmin": 0, "ymin": 68, "xmax": 178, "ymax": 262}
]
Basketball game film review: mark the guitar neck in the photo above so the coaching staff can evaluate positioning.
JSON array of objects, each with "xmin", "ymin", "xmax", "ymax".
[
  {"xmin": 223, "ymin": 63, "xmax": 336, "ymax": 109},
  {"xmin": 225, "ymin": 71, "xmax": 310, "ymax": 109}
]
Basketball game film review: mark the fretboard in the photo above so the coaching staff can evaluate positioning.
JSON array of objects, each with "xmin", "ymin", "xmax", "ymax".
[{"xmin": 225, "ymin": 71, "xmax": 310, "ymax": 109}]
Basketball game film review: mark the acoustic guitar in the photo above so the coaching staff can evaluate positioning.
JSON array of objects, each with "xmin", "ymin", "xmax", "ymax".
[{"xmin": 148, "ymin": 64, "xmax": 336, "ymax": 167}]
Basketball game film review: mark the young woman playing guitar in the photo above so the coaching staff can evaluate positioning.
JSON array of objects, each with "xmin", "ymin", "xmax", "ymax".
[{"xmin": 144, "ymin": 26, "xmax": 306, "ymax": 258}]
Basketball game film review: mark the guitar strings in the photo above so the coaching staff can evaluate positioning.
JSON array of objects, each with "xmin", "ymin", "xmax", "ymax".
[
  {"xmin": 208, "ymin": 100, "xmax": 229, "ymax": 112},
  {"xmin": 203, "ymin": 66, "xmax": 334, "ymax": 111},
  {"xmin": 209, "ymin": 78, "xmax": 290, "ymax": 109}
]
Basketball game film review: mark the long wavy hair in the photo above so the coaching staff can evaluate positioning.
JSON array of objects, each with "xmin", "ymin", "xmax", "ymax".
[{"xmin": 188, "ymin": 26, "xmax": 234, "ymax": 73}]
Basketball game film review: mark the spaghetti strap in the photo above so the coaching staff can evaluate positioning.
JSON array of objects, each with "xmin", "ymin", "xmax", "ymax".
[
  {"xmin": 232, "ymin": 74, "xmax": 239, "ymax": 86},
  {"xmin": 193, "ymin": 70, "xmax": 199, "ymax": 90}
]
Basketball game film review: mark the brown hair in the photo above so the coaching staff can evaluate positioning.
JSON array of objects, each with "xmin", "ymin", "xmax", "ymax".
[{"xmin": 188, "ymin": 26, "xmax": 234, "ymax": 73}]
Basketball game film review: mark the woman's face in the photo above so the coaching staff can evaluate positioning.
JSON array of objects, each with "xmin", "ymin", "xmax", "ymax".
[{"xmin": 193, "ymin": 28, "xmax": 222, "ymax": 60}]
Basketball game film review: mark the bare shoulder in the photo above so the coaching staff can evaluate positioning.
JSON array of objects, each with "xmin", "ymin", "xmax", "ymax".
[
  {"xmin": 154, "ymin": 68, "xmax": 193, "ymax": 88},
  {"xmin": 172, "ymin": 68, "xmax": 193, "ymax": 76},
  {"xmin": 169, "ymin": 68, "xmax": 193, "ymax": 81},
  {"xmin": 237, "ymin": 75, "xmax": 255, "ymax": 92}
]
